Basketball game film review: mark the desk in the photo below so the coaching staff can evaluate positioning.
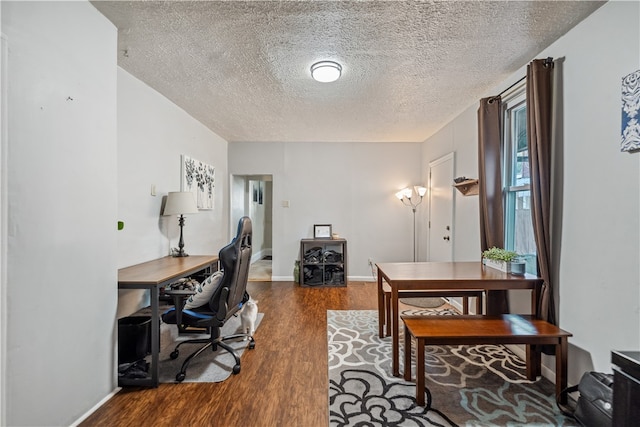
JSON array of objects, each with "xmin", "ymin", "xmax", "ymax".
[
  {"xmin": 117, "ymin": 255, "xmax": 218, "ymax": 387},
  {"xmin": 376, "ymin": 261, "xmax": 543, "ymax": 377}
]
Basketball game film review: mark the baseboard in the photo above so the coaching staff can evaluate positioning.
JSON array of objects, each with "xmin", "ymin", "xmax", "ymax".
[
  {"xmin": 271, "ymin": 275, "xmax": 292, "ymax": 281},
  {"xmin": 70, "ymin": 387, "xmax": 121, "ymax": 427},
  {"xmin": 251, "ymin": 251, "xmax": 264, "ymax": 264},
  {"xmin": 447, "ymin": 297, "xmax": 464, "ymax": 313},
  {"xmin": 347, "ymin": 276, "xmax": 375, "ymax": 282}
]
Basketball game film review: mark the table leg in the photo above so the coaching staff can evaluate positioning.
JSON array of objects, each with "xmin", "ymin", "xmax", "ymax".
[
  {"xmin": 556, "ymin": 338, "xmax": 568, "ymax": 404},
  {"xmin": 150, "ymin": 286, "xmax": 159, "ymax": 387},
  {"xmin": 525, "ymin": 344, "xmax": 537, "ymax": 380},
  {"xmin": 531, "ymin": 284, "xmax": 540, "ymax": 317},
  {"xmin": 462, "ymin": 297, "xmax": 469, "ymax": 314},
  {"xmin": 392, "ymin": 286, "xmax": 400, "ymax": 377},
  {"xmin": 403, "ymin": 322, "xmax": 411, "ymax": 381},
  {"xmin": 377, "ymin": 268, "xmax": 384, "ymax": 338},
  {"xmin": 416, "ymin": 338, "xmax": 425, "ymax": 406},
  {"xmin": 476, "ymin": 293, "xmax": 483, "ymax": 314}
]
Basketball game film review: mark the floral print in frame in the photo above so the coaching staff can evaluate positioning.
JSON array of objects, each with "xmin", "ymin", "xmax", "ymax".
[
  {"xmin": 621, "ymin": 69, "xmax": 640, "ymax": 152},
  {"xmin": 181, "ymin": 155, "xmax": 214, "ymax": 209}
]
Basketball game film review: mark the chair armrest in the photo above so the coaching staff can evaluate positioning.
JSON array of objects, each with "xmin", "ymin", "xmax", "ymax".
[
  {"xmin": 164, "ymin": 289, "xmax": 195, "ymax": 326},
  {"xmin": 216, "ymin": 287, "xmax": 230, "ymax": 322}
]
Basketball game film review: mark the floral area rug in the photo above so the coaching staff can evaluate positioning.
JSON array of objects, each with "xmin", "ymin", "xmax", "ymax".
[{"xmin": 327, "ymin": 309, "xmax": 577, "ymax": 426}]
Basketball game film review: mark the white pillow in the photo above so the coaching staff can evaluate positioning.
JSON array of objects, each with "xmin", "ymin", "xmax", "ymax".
[{"xmin": 184, "ymin": 271, "xmax": 223, "ymax": 310}]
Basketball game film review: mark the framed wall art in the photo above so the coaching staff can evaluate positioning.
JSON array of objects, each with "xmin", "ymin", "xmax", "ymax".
[
  {"xmin": 314, "ymin": 224, "xmax": 332, "ymax": 239},
  {"xmin": 621, "ymin": 69, "xmax": 640, "ymax": 153},
  {"xmin": 181, "ymin": 155, "xmax": 215, "ymax": 209}
]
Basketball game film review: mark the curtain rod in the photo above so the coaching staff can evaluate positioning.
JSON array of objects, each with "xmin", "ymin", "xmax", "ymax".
[{"xmin": 489, "ymin": 57, "xmax": 553, "ymax": 103}]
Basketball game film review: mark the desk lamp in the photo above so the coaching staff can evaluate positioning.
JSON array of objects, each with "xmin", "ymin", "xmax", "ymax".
[{"xmin": 163, "ymin": 191, "xmax": 199, "ymax": 257}]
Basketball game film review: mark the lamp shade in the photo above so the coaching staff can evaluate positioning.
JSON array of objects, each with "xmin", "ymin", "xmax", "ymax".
[{"xmin": 163, "ymin": 191, "xmax": 198, "ymax": 215}]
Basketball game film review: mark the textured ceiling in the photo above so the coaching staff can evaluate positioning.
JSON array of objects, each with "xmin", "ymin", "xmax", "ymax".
[{"xmin": 92, "ymin": 1, "xmax": 605, "ymax": 143}]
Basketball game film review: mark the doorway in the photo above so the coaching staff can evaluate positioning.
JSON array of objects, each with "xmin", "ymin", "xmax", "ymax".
[
  {"xmin": 230, "ymin": 174, "xmax": 273, "ymax": 281},
  {"xmin": 428, "ymin": 153, "xmax": 454, "ymax": 262}
]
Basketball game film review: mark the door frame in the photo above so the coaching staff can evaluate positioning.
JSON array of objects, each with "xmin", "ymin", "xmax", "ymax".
[
  {"xmin": 1, "ymin": 32, "xmax": 8, "ymax": 425},
  {"xmin": 229, "ymin": 174, "xmax": 273, "ymax": 263},
  {"xmin": 427, "ymin": 152, "xmax": 455, "ymax": 261}
]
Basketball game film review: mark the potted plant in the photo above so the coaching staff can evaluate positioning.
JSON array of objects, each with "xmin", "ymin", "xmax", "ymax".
[{"xmin": 482, "ymin": 247, "xmax": 521, "ymax": 273}]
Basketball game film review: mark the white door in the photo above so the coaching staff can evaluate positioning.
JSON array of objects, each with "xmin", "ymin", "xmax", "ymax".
[{"xmin": 428, "ymin": 153, "xmax": 454, "ymax": 261}]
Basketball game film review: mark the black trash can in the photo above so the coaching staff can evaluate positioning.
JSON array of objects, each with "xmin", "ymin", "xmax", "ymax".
[{"xmin": 118, "ymin": 316, "xmax": 151, "ymax": 364}]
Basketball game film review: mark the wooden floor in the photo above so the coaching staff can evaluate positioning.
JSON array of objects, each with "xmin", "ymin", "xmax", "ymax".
[{"xmin": 80, "ymin": 281, "xmax": 378, "ymax": 427}]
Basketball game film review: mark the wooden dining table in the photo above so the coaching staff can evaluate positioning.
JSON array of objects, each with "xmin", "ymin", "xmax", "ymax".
[{"xmin": 376, "ymin": 261, "xmax": 544, "ymax": 377}]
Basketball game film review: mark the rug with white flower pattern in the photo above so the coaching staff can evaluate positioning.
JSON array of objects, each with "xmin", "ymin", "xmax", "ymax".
[{"xmin": 327, "ymin": 309, "xmax": 577, "ymax": 427}]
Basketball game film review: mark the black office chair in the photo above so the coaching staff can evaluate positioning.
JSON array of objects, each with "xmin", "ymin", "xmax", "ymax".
[{"xmin": 162, "ymin": 216, "xmax": 255, "ymax": 382}]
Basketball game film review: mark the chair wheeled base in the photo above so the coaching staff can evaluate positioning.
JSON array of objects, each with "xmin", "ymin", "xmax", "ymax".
[{"xmin": 169, "ymin": 333, "xmax": 256, "ymax": 382}]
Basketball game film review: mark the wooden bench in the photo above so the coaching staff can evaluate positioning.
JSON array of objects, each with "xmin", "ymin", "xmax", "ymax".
[
  {"xmin": 380, "ymin": 281, "xmax": 484, "ymax": 337},
  {"xmin": 402, "ymin": 314, "xmax": 572, "ymax": 406}
]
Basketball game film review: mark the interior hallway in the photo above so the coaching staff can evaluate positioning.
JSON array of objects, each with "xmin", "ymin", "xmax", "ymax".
[{"xmin": 248, "ymin": 256, "xmax": 272, "ymax": 281}]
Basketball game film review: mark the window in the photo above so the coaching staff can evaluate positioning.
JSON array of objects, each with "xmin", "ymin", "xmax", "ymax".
[{"xmin": 503, "ymin": 91, "xmax": 537, "ymax": 274}]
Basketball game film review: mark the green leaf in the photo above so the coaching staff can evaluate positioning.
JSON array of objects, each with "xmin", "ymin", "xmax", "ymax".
[{"xmin": 482, "ymin": 247, "xmax": 518, "ymax": 262}]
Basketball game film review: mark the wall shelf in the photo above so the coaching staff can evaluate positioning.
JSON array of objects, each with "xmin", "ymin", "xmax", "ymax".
[{"xmin": 453, "ymin": 179, "xmax": 479, "ymax": 196}]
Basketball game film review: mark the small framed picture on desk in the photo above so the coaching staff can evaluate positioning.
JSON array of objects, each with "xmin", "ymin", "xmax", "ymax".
[{"xmin": 314, "ymin": 224, "xmax": 332, "ymax": 239}]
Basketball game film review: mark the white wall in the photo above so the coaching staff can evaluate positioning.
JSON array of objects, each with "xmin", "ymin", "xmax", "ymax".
[
  {"xmin": 419, "ymin": 106, "xmax": 481, "ymax": 263},
  {"xmin": 2, "ymin": 2, "xmax": 118, "ymax": 426},
  {"xmin": 229, "ymin": 141, "xmax": 423, "ymax": 280},
  {"xmin": 552, "ymin": 0, "xmax": 639, "ymax": 379},
  {"xmin": 116, "ymin": 68, "xmax": 230, "ymax": 317},
  {"xmin": 422, "ymin": 1, "xmax": 640, "ymax": 383}
]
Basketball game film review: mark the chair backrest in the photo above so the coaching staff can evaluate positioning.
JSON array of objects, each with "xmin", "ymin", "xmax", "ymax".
[{"xmin": 210, "ymin": 216, "xmax": 252, "ymax": 318}]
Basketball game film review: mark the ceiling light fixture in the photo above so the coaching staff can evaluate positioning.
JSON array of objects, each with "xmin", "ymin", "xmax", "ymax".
[{"xmin": 310, "ymin": 61, "xmax": 342, "ymax": 83}]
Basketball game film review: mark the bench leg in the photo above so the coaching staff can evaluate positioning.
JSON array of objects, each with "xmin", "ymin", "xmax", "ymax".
[
  {"xmin": 416, "ymin": 338, "xmax": 425, "ymax": 406},
  {"xmin": 403, "ymin": 323, "xmax": 411, "ymax": 381},
  {"xmin": 377, "ymin": 273, "xmax": 384, "ymax": 338},
  {"xmin": 556, "ymin": 337, "xmax": 568, "ymax": 404},
  {"xmin": 385, "ymin": 293, "xmax": 391, "ymax": 337}
]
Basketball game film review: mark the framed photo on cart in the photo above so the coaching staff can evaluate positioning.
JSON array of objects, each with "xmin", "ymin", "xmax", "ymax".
[{"xmin": 314, "ymin": 224, "xmax": 332, "ymax": 239}]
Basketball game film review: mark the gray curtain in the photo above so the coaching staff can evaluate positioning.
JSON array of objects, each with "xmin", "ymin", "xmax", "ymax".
[
  {"xmin": 526, "ymin": 58, "xmax": 556, "ymax": 326},
  {"xmin": 477, "ymin": 97, "xmax": 509, "ymax": 315}
]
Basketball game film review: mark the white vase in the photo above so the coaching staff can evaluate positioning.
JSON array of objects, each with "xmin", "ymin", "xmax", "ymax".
[{"xmin": 483, "ymin": 258, "xmax": 511, "ymax": 273}]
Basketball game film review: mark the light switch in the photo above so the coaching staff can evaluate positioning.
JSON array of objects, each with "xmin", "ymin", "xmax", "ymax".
[
  {"xmin": 151, "ymin": 184, "xmax": 157, "ymax": 196},
  {"xmin": 281, "ymin": 200, "xmax": 290, "ymax": 208}
]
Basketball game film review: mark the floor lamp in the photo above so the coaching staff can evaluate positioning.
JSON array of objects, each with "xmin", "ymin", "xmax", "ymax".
[{"xmin": 395, "ymin": 186, "xmax": 427, "ymax": 262}]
